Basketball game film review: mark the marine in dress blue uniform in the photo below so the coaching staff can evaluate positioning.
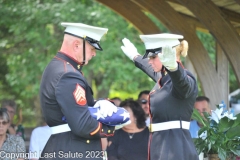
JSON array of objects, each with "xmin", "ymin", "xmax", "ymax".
[
  {"xmin": 40, "ymin": 22, "xmax": 117, "ymax": 160},
  {"xmin": 121, "ymin": 34, "xmax": 199, "ymax": 160}
]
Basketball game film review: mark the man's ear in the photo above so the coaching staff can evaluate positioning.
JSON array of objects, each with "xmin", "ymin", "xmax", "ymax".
[{"xmin": 73, "ymin": 40, "xmax": 81, "ymax": 52}]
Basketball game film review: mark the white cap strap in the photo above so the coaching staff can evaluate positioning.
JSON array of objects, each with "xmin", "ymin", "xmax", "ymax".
[
  {"xmin": 149, "ymin": 120, "xmax": 190, "ymax": 132},
  {"xmin": 51, "ymin": 124, "xmax": 71, "ymax": 134}
]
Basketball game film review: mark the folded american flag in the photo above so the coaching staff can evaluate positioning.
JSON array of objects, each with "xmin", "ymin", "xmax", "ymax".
[{"xmin": 62, "ymin": 107, "xmax": 130, "ymax": 126}]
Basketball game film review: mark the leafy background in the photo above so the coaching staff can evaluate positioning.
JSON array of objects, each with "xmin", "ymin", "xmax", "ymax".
[{"xmin": 0, "ymin": 0, "xmax": 238, "ymax": 127}]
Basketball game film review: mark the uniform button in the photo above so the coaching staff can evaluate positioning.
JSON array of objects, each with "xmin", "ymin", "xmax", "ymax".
[
  {"xmin": 67, "ymin": 62, "xmax": 69, "ymax": 64},
  {"xmin": 86, "ymin": 140, "xmax": 90, "ymax": 143},
  {"xmin": 108, "ymin": 130, "xmax": 111, "ymax": 133},
  {"xmin": 102, "ymin": 129, "xmax": 104, "ymax": 132}
]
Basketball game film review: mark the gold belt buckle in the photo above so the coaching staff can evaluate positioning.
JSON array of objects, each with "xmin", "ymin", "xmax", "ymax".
[{"xmin": 148, "ymin": 123, "xmax": 153, "ymax": 132}]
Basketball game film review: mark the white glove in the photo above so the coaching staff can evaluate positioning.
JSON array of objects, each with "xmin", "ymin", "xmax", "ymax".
[
  {"xmin": 93, "ymin": 100, "xmax": 118, "ymax": 117},
  {"xmin": 121, "ymin": 38, "xmax": 140, "ymax": 61},
  {"xmin": 158, "ymin": 45, "xmax": 178, "ymax": 71}
]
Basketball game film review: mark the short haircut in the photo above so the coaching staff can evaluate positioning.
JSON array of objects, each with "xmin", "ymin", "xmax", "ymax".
[
  {"xmin": 120, "ymin": 99, "xmax": 146, "ymax": 129},
  {"xmin": 196, "ymin": 96, "xmax": 210, "ymax": 103},
  {"xmin": 138, "ymin": 90, "xmax": 150, "ymax": 99},
  {"xmin": 110, "ymin": 97, "xmax": 121, "ymax": 101},
  {"xmin": 1, "ymin": 99, "xmax": 17, "ymax": 110}
]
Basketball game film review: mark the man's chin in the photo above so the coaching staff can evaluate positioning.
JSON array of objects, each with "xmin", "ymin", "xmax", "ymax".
[{"xmin": 83, "ymin": 61, "xmax": 89, "ymax": 65}]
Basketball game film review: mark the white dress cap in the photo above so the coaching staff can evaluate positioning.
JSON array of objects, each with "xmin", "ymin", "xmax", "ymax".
[
  {"xmin": 61, "ymin": 22, "xmax": 108, "ymax": 42},
  {"xmin": 139, "ymin": 33, "xmax": 183, "ymax": 50},
  {"xmin": 61, "ymin": 22, "xmax": 108, "ymax": 50}
]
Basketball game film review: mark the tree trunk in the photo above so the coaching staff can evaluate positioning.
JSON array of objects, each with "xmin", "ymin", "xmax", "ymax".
[
  {"xmin": 96, "ymin": 88, "xmax": 110, "ymax": 99},
  {"xmin": 87, "ymin": 70, "xmax": 111, "ymax": 99},
  {"xmin": 33, "ymin": 95, "xmax": 43, "ymax": 126}
]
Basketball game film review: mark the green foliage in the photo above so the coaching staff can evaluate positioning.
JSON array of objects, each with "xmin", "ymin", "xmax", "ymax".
[
  {"xmin": 192, "ymin": 106, "xmax": 240, "ymax": 160},
  {"xmin": 0, "ymin": 0, "xmax": 154, "ymax": 126},
  {"xmin": 0, "ymin": 0, "xmax": 238, "ymax": 127}
]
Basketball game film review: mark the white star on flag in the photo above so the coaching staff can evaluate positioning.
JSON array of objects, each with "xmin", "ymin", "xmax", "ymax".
[
  {"xmin": 93, "ymin": 109, "xmax": 105, "ymax": 120},
  {"xmin": 120, "ymin": 111, "xmax": 130, "ymax": 121}
]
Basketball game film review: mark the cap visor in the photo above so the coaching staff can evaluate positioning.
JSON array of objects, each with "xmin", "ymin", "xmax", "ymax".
[
  {"xmin": 142, "ymin": 51, "xmax": 158, "ymax": 59},
  {"xmin": 87, "ymin": 40, "xmax": 103, "ymax": 51},
  {"xmin": 142, "ymin": 52, "xmax": 149, "ymax": 59},
  {"xmin": 149, "ymin": 52, "xmax": 158, "ymax": 57}
]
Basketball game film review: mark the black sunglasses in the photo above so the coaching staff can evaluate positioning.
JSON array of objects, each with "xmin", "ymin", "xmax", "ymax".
[
  {"xmin": 140, "ymin": 99, "xmax": 148, "ymax": 104},
  {"xmin": 0, "ymin": 121, "xmax": 8, "ymax": 125}
]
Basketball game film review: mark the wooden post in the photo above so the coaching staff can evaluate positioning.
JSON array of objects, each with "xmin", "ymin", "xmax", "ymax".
[{"xmin": 216, "ymin": 44, "xmax": 229, "ymax": 109}]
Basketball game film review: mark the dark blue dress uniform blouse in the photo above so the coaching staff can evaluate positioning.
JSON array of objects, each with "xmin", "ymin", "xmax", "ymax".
[
  {"xmin": 39, "ymin": 52, "xmax": 115, "ymax": 160},
  {"xmin": 134, "ymin": 56, "xmax": 199, "ymax": 160}
]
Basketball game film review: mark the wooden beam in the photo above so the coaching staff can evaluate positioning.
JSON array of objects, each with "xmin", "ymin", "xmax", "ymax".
[
  {"xmin": 220, "ymin": 7, "xmax": 240, "ymax": 24},
  {"xmin": 131, "ymin": 0, "xmax": 223, "ymax": 106},
  {"xmin": 235, "ymin": 0, "xmax": 240, "ymax": 5},
  {"xmin": 168, "ymin": 0, "xmax": 240, "ymax": 24},
  {"xmin": 236, "ymin": 27, "xmax": 240, "ymax": 34},
  {"xmin": 182, "ymin": 8, "xmax": 240, "ymax": 34},
  {"xmin": 177, "ymin": 0, "xmax": 240, "ymax": 89},
  {"xmin": 166, "ymin": 0, "xmax": 240, "ymax": 34},
  {"xmin": 216, "ymin": 44, "xmax": 229, "ymax": 108},
  {"xmin": 96, "ymin": 0, "xmax": 160, "ymax": 34},
  {"xmin": 179, "ymin": 13, "xmax": 209, "ymax": 33}
]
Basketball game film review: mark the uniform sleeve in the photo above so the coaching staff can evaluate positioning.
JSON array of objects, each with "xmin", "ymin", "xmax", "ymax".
[
  {"xmin": 134, "ymin": 56, "xmax": 161, "ymax": 82},
  {"xmin": 55, "ymin": 72, "xmax": 114, "ymax": 138},
  {"xmin": 168, "ymin": 63, "xmax": 198, "ymax": 99}
]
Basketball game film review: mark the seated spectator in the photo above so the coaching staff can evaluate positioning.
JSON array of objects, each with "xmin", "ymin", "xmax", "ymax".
[
  {"xmin": 1, "ymin": 99, "xmax": 25, "ymax": 140},
  {"xmin": 29, "ymin": 119, "xmax": 51, "ymax": 160},
  {"xmin": 107, "ymin": 99, "xmax": 149, "ymax": 160},
  {"xmin": 138, "ymin": 90, "xmax": 150, "ymax": 126},
  {"xmin": 0, "ymin": 108, "xmax": 25, "ymax": 160},
  {"xmin": 190, "ymin": 96, "xmax": 211, "ymax": 138}
]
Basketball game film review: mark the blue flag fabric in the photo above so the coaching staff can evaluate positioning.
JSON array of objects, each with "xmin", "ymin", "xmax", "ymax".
[{"xmin": 62, "ymin": 107, "xmax": 130, "ymax": 126}]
